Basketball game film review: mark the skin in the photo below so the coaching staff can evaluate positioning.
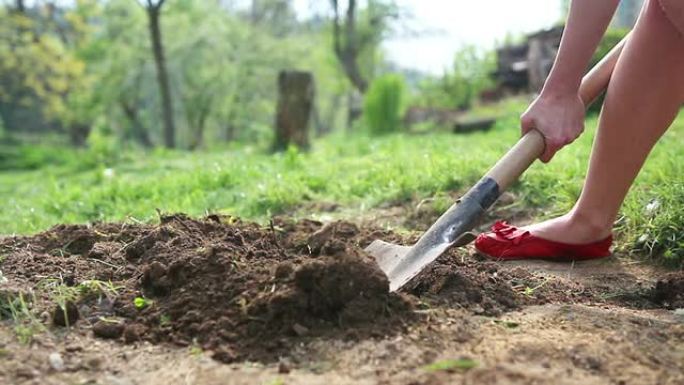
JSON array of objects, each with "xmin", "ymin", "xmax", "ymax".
[{"xmin": 519, "ymin": 0, "xmax": 684, "ymax": 245}]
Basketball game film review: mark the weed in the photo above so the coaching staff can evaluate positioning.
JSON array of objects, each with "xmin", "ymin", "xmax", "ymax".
[
  {"xmin": 39, "ymin": 278, "xmax": 80, "ymax": 327},
  {"xmin": 159, "ymin": 314, "xmax": 171, "ymax": 326},
  {"xmin": 78, "ymin": 280, "xmax": 122, "ymax": 300},
  {"xmin": 1, "ymin": 293, "xmax": 45, "ymax": 344},
  {"xmin": 189, "ymin": 341, "xmax": 203, "ymax": 357},
  {"xmin": 264, "ymin": 378, "xmax": 285, "ymax": 385},
  {"xmin": 134, "ymin": 296, "xmax": 153, "ymax": 309},
  {"xmin": 422, "ymin": 358, "xmax": 478, "ymax": 372}
]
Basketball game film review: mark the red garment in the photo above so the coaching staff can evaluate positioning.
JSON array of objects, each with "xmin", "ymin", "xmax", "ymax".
[{"xmin": 474, "ymin": 221, "xmax": 612, "ymax": 261}]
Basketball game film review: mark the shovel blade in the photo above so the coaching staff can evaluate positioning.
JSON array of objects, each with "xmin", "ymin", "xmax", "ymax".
[
  {"xmin": 365, "ymin": 232, "xmax": 477, "ymax": 291},
  {"xmin": 364, "ymin": 240, "xmax": 412, "ymax": 276}
]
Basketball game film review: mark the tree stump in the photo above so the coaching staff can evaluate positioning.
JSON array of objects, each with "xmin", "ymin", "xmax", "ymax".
[{"xmin": 273, "ymin": 70, "xmax": 314, "ymax": 151}]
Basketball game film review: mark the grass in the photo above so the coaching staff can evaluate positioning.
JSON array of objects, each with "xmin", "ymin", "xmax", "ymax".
[
  {"xmin": 422, "ymin": 358, "xmax": 478, "ymax": 372},
  {"xmin": 0, "ymin": 292, "xmax": 45, "ymax": 344},
  {"xmin": 1, "ymin": 99, "xmax": 683, "ymax": 265}
]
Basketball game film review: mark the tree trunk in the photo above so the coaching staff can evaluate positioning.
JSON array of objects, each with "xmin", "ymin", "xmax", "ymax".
[
  {"xmin": 15, "ymin": 0, "xmax": 25, "ymax": 13},
  {"xmin": 318, "ymin": 92, "xmax": 342, "ymax": 136},
  {"xmin": 189, "ymin": 108, "xmax": 209, "ymax": 150},
  {"xmin": 120, "ymin": 100, "xmax": 153, "ymax": 148},
  {"xmin": 346, "ymin": 90, "xmax": 363, "ymax": 131},
  {"xmin": 273, "ymin": 70, "xmax": 314, "ymax": 152},
  {"xmin": 69, "ymin": 123, "xmax": 91, "ymax": 147},
  {"xmin": 331, "ymin": 0, "xmax": 369, "ymax": 94},
  {"xmin": 147, "ymin": 6, "xmax": 176, "ymax": 148}
]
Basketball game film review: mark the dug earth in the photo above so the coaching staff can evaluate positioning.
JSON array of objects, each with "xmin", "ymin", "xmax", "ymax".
[{"xmin": 0, "ymin": 215, "xmax": 682, "ymax": 385}]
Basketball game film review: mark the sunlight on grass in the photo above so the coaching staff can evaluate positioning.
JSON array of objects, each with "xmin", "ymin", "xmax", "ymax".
[{"xmin": 1, "ymin": 104, "xmax": 683, "ymax": 265}]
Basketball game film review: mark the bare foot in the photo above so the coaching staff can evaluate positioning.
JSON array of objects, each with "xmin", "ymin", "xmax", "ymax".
[{"xmin": 521, "ymin": 212, "xmax": 612, "ymax": 245}]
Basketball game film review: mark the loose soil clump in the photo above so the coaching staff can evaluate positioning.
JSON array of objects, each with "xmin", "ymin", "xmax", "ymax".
[{"xmin": 0, "ymin": 216, "xmax": 414, "ymax": 362}]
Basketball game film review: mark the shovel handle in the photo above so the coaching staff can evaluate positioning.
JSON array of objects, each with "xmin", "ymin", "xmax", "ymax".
[{"xmin": 486, "ymin": 34, "xmax": 628, "ymax": 191}]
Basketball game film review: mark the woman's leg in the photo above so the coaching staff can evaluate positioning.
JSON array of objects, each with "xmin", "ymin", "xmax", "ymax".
[{"xmin": 524, "ymin": 0, "xmax": 684, "ymax": 244}]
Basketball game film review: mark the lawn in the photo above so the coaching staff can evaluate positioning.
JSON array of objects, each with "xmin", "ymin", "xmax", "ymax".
[{"xmin": 1, "ymin": 101, "xmax": 683, "ymax": 265}]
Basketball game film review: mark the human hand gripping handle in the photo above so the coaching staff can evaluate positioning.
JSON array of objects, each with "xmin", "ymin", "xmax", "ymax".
[{"xmin": 486, "ymin": 36, "xmax": 627, "ymax": 192}]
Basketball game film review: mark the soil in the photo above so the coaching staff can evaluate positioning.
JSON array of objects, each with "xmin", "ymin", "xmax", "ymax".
[{"xmin": 1, "ymin": 213, "xmax": 683, "ymax": 385}]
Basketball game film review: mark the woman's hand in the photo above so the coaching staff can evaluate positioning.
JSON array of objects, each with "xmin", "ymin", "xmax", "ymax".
[{"xmin": 520, "ymin": 91, "xmax": 586, "ymax": 163}]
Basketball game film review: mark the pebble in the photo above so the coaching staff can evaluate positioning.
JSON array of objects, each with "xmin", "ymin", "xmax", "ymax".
[
  {"xmin": 292, "ymin": 323, "xmax": 309, "ymax": 336},
  {"xmin": 673, "ymin": 308, "xmax": 684, "ymax": 323},
  {"xmin": 49, "ymin": 352, "xmax": 65, "ymax": 371},
  {"xmin": 278, "ymin": 361, "xmax": 291, "ymax": 374},
  {"xmin": 15, "ymin": 366, "xmax": 39, "ymax": 379},
  {"xmin": 92, "ymin": 320, "xmax": 125, "ymax": 339}
]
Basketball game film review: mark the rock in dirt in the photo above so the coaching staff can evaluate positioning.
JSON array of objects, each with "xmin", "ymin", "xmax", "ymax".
[
  {"xmin": 92, "ymin": 320, "xmax": 125, "ymax": 339},
  {"xmin": 52, "ymin": 302, "xmax": 80, "ymax": 327},
  {"xmin": 123, "ymin": 324, "xmax": 144, "ymax": 344},
  {"xmin": 48, "ymin": 352, "xmax": 65, "ymax": 371}
]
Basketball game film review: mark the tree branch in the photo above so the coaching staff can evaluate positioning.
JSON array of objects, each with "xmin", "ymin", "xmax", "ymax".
[{"xmin": 331, "ymin": 0, "xmax": 342, "ymax": 57}]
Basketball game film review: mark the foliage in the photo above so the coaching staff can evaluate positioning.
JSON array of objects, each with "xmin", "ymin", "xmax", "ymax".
[
  {"xmin": 0, "ymin": 0, "xmax": 379, "ymax": 148},
  {"xmin": 134, "ymin": 296, "xmax": 153, "ymax": 309},
  {"xmin": 363, "ymin": 74, "xmax": 405, "ymax": 134},
  {"xmin": 0, "ymin": 1, "xmax": 100, "ymax": 145},
  {"xmin": 414, "ymin": 45, "xmax": 495, "ymax": 110}
]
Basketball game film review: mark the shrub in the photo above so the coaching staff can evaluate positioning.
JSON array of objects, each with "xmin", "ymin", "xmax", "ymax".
[{"xmin": 364, "ymin": 74, "xmax": 406, "ymax": 135}]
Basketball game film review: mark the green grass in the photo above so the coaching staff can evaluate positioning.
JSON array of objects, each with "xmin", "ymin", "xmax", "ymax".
[{"xmin": 1, "ymin": 101, "xmax": 683, "ymax": 265}]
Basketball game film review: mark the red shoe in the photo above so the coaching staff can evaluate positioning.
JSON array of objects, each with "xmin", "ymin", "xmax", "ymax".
[{"xmin": 475, "ymin": 221, "xmax": 612, "ymax": 261}]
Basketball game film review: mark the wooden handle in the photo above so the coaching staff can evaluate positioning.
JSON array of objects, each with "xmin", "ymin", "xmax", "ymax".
[{"xmin": 486, "ymin": 34, "xmax": 628, "ymax": 191}]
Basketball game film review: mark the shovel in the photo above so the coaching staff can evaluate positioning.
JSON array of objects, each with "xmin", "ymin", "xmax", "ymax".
[{"xmin": 367, "ymin": 36, "xmax": 629, "ymax": 292}]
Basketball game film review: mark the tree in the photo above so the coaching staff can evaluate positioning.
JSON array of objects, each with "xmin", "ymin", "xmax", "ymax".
[
  {"xmin": 13, "ymin": 0, "xmax": 24, "ymax": 13},
  {"xmin": 140, "ymin": 0, "xmax": 176, "ymax": 148},
  {"xmin": 249, "ymin": 0, "xmax": 297, "ymax": 36},
  {"xmin": 329, "ymin": 0, "xmax": 396, "ymax": 94},
  {"xmin": 330, "ymin": 0, "xmax": 367, "ymax": 94},
  {"xmin": 0, "ymin": 1, "xmax": 97, "ymax": 146},
  {"xmin": 273, "ymin": 70, "xmax": 314, "ymax": 151}
]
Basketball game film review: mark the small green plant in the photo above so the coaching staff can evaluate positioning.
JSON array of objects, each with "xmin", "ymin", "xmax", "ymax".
[
  {"xmin": 134, "ymin": 296, "xmax": 153, "ymax": 309},
  {"xmin": 189, "ymin": 341, "xmax": 203, "ymax": 357},
  {"xmin": 39, "ymin": 278, "xmax": 81, "ymax": 327},
  {"xmin": 159, "ymin": 314, "xmax": 171, "ymax": 326},
  {"xmin": 364, "ymin": 74, "xmax": 406, "ymax": 135},
  {"xmin": 1, "ymin": 293, "xmax": 45, "ymax": 344},
  {"xmin": 78, "ymin": 280, "xmax": 122, "ymax": 299},
  {"xmin": 422, "ymin": 358, "xmax": 478, "ymax": 372},
  {"xmin": 264, "ymin": 378, "xmax": 285, "ymax": 385},
  {"xmin": 520, "ymin": 279, "xmax": 549, "ymax": 297}
]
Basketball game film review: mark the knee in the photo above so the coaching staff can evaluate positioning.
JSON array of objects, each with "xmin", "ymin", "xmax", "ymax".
[{"xmin": 643, "ymin": 0, "xmax": 682, "ymax": 35}]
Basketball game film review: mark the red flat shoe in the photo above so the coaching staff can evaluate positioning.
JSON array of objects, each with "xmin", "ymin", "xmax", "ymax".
[{"xmin": 475, "ymin": 221, "xmax": 612, "ymax": 261}]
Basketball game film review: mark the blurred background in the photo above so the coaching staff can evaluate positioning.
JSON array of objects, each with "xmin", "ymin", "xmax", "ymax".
[{"xmin": 0, "ymin": 0, "xmax": 636, "ymax": 149}]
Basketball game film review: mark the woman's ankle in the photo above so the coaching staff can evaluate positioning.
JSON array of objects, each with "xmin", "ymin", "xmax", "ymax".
[{"xmin": 565, "ymin": 210, "xmax": 613, "ymax": 239}]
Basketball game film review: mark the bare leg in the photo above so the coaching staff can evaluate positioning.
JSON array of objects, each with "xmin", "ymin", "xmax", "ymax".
[{"xmin": 524, "ymin": 0, "xmax": 684, "ymax": 244}]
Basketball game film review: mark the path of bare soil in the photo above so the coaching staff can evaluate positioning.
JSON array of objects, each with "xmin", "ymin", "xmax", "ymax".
[{"xmin": 0, "ymin": 214, "xmax": 682, "ymax": 385}]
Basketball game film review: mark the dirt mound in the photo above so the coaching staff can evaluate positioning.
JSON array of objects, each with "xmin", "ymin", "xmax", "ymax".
[
  {"xmin": 0, "ymin": 216, "xmax": 414, "ymax": 362},
  {"xmin": 2, "ymin": 214, "xmax": 679, "ymax": 365}
]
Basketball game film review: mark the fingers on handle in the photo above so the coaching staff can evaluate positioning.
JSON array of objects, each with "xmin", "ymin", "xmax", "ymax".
[{"xmin": 520, "ymin": 113, "xmax": 535, "ymax": 134}]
